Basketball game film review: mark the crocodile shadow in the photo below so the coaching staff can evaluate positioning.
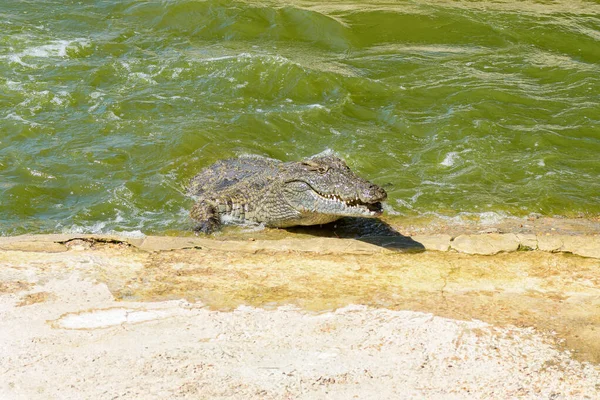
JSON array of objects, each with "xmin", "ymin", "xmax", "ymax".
[{"xmin": 285, "ymin": 217, "xmax": 425, "ymax": 253}]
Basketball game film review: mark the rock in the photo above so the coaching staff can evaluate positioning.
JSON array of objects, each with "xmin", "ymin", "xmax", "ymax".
[
  {"xmin": 451, "ymin": 233, "xmax": 520, "ymax": 255},
  {"xmin": 0, "ymin": 233, "xmax": 597, "ymax": 259},
  {"xmin": 563, "ymin": 235, "xmax": 600, "ymax": 259},
  {"xmin": 138, "ymin": 236, "xmax": 206, "ymax": 252},
  {"xmin": 412, "ymin": 234, "xmax": 452, "ymax": 252},
  {"xmin": 537, "ymin": 234, "xmax": 600, "ymax": 259},
  {"xmin": 516, "ymin": 234, "xmax": 538, "ymax": 250},
  {"xmin": 0, "ymin": 241, "xmax": 67, "ymax": 253},
  {"xmin": 537, "ymin": 235, "xmax": 563, "ymax": 252}
]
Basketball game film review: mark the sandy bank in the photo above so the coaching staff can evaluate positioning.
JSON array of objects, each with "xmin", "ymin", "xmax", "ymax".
[{"xmin": 1, "ymin": 231, "xmax": 599, "ymax": 398}]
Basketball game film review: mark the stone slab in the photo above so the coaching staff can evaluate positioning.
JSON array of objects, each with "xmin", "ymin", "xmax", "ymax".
[
  {"xmin": 412, "ymin": 234, "xmax": 452, "ymax": 252},
  {"xmin": 516, "ymin": 233, "xmax": 538, "ymax": 250},
  {"xmin": 537, "ymin": 234, "xmax": 600, "ymax": 259},
  {"xmin": 451, "ymin": 233, "xmax": 520, "ymax": 255},
  {"xmin": 0, "ymin": 233, "xmax": 599, "ymax": 259},
  {"xmin": 0, "ymin": 241, "xmax": 68, "ymax": 253},
  {"xmin": 537, "ymin": 234, "xmax": 564, "ymax": 252}
]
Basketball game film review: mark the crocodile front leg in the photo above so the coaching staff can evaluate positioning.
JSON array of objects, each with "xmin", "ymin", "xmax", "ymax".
[{"xmin": 190, "ymin": 199, "xmax": 221, "ymax": 234}]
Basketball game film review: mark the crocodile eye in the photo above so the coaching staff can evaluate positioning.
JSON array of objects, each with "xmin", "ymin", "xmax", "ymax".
[{"xmin": 302, "ymin": 161, "xmax": 328, "ymax": 174}]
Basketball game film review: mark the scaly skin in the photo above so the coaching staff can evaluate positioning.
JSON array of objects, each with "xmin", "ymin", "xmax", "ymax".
[{"xmin": 188, "ymin": 155, "xmax": 387, "ymax": 233}]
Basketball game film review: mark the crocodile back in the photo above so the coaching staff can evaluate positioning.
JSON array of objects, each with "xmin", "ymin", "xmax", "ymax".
[{"xmin": 187, "ymin": 155, "xmax": 280, "ymax": 197}]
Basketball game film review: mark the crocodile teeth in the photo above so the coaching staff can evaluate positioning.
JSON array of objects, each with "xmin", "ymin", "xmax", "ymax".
[{"xmin": 319, "ymin": 192, "xmax": 377, "ymax": 209}]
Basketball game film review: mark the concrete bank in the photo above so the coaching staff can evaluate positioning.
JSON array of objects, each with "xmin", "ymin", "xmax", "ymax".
[{"xmin": 1, "ymin": 233, "xmax": 600, "ymax": 399}]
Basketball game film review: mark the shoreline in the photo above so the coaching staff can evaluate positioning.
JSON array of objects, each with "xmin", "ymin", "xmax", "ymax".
[{"xmin": 2, "ymin": 215, "xmax": 599, "ymax": 258}]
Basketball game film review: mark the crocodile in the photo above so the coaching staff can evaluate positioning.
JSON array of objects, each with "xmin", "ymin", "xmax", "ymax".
[{"xmin": 188, "ymin": 154, "xmax": 387, "ymax": 233}]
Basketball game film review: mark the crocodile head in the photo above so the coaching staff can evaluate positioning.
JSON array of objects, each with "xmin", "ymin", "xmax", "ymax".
[{"xmin": 280, "ymin": 155, "xmax": 387, "ymax": 224}]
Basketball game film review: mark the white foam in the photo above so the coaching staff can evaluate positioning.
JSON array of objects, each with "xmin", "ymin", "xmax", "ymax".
[
  {"xmin": 171, "ymin": 67, "xmax": 184, "ymax": 79},
  {"xmin": 27, "ymin": 168, "xmax": 55, "ymax": 179},
  {"xmin": 120, "ymin": 61, "xmax": 132, "ymax": 71},
  {"xmin": 21, "ymin": 38, "xmax": 90, "ymax": 58},
  {"xmin": 7, "ymin": 54, "xmax": 32, "ymax": 67},
  {"xmin": 111, "ymin": 230, "xmax": 146, "ymax": 239},
  {"xmin": 410, "ymin": 190, "xmax": 422, "ymax": 203},
  {"xmin": 132, "ymin": 72, "xmax": 157, "ymax": 84},
  {"xmin": 114, "ymin": 211, "xmax": 125, "ymax": 223},
  {"xmin": 3, "ymin": 39, "xmax": 90, "ymax": 70},
  {"xmin": 420, "ymin": 211, "xmax": 515, "ymax": 226},
  {"xmin": 440, "ymin": 152, "xmax": 458, "ymax": 167},
  {"xmin": 472, "ymin": 211, "xmax": 509, "ymax": 225},
  {"xmin": 51, "ymin": 96, "xmax": 64, "ymax": 105},
  {"xmin": 62, "ymin": 222, "xmax": 147, "ymax": 239},
  {"xmin": 308, "ymin": 148, "xmax": 337, "ymax": 159},
  {"xmin": 395, "ymin": 198, "xmax": 414, "ymax": 210},
  {"xmin": 105, "ymin": 111, "xmax": 121, "ymax": 120},
  {"xmin": 88, "ymin": 103, "xmax": 100, "ymax": 112},
  {"xmin": 422, "ymin": 180, "xmax": 455, "ymax": 188},
  {"xmin": 4, "ymin": 113, "xmax": 40, "ymax": 126},
  {"xmin": 63, "ymin": 222, "xmax": 107, "ymax": 234},
  {"xmin": 6, "ymin": 80, "xmax": 23, "ymax": 90},
  {"xmin": 200, "ymin": 54, "xmax": 238, "ymax": 62},
  {"xmin": 383, "ymin": 203, "xmax": 403, "ymax": 215}
]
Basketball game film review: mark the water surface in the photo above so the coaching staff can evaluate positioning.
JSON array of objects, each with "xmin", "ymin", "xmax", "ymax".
[{"xmin": 1, "ymin": 0, "xmax": 599, "ymax": 235}]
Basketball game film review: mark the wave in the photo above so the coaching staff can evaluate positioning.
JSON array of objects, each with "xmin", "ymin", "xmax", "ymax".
[{"xmin": 124, "ymin": 0, "xmax": 351, "ymax": 50}]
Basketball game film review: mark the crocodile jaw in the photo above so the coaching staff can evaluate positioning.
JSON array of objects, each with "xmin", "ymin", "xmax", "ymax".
[{"xmin": 307, "ymin": 190, "xmax": 383, "ymax": 217}]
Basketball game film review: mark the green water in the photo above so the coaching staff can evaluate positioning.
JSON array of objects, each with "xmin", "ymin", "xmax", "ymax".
[{"xmin": 1, "ymin": 0, "xmax": 599, "ymax": 235}]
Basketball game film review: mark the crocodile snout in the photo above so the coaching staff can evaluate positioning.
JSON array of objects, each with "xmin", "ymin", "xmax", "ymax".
[{"xmin": 363, "ymin": 183, "xmax": 387, "ymax": 203}]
